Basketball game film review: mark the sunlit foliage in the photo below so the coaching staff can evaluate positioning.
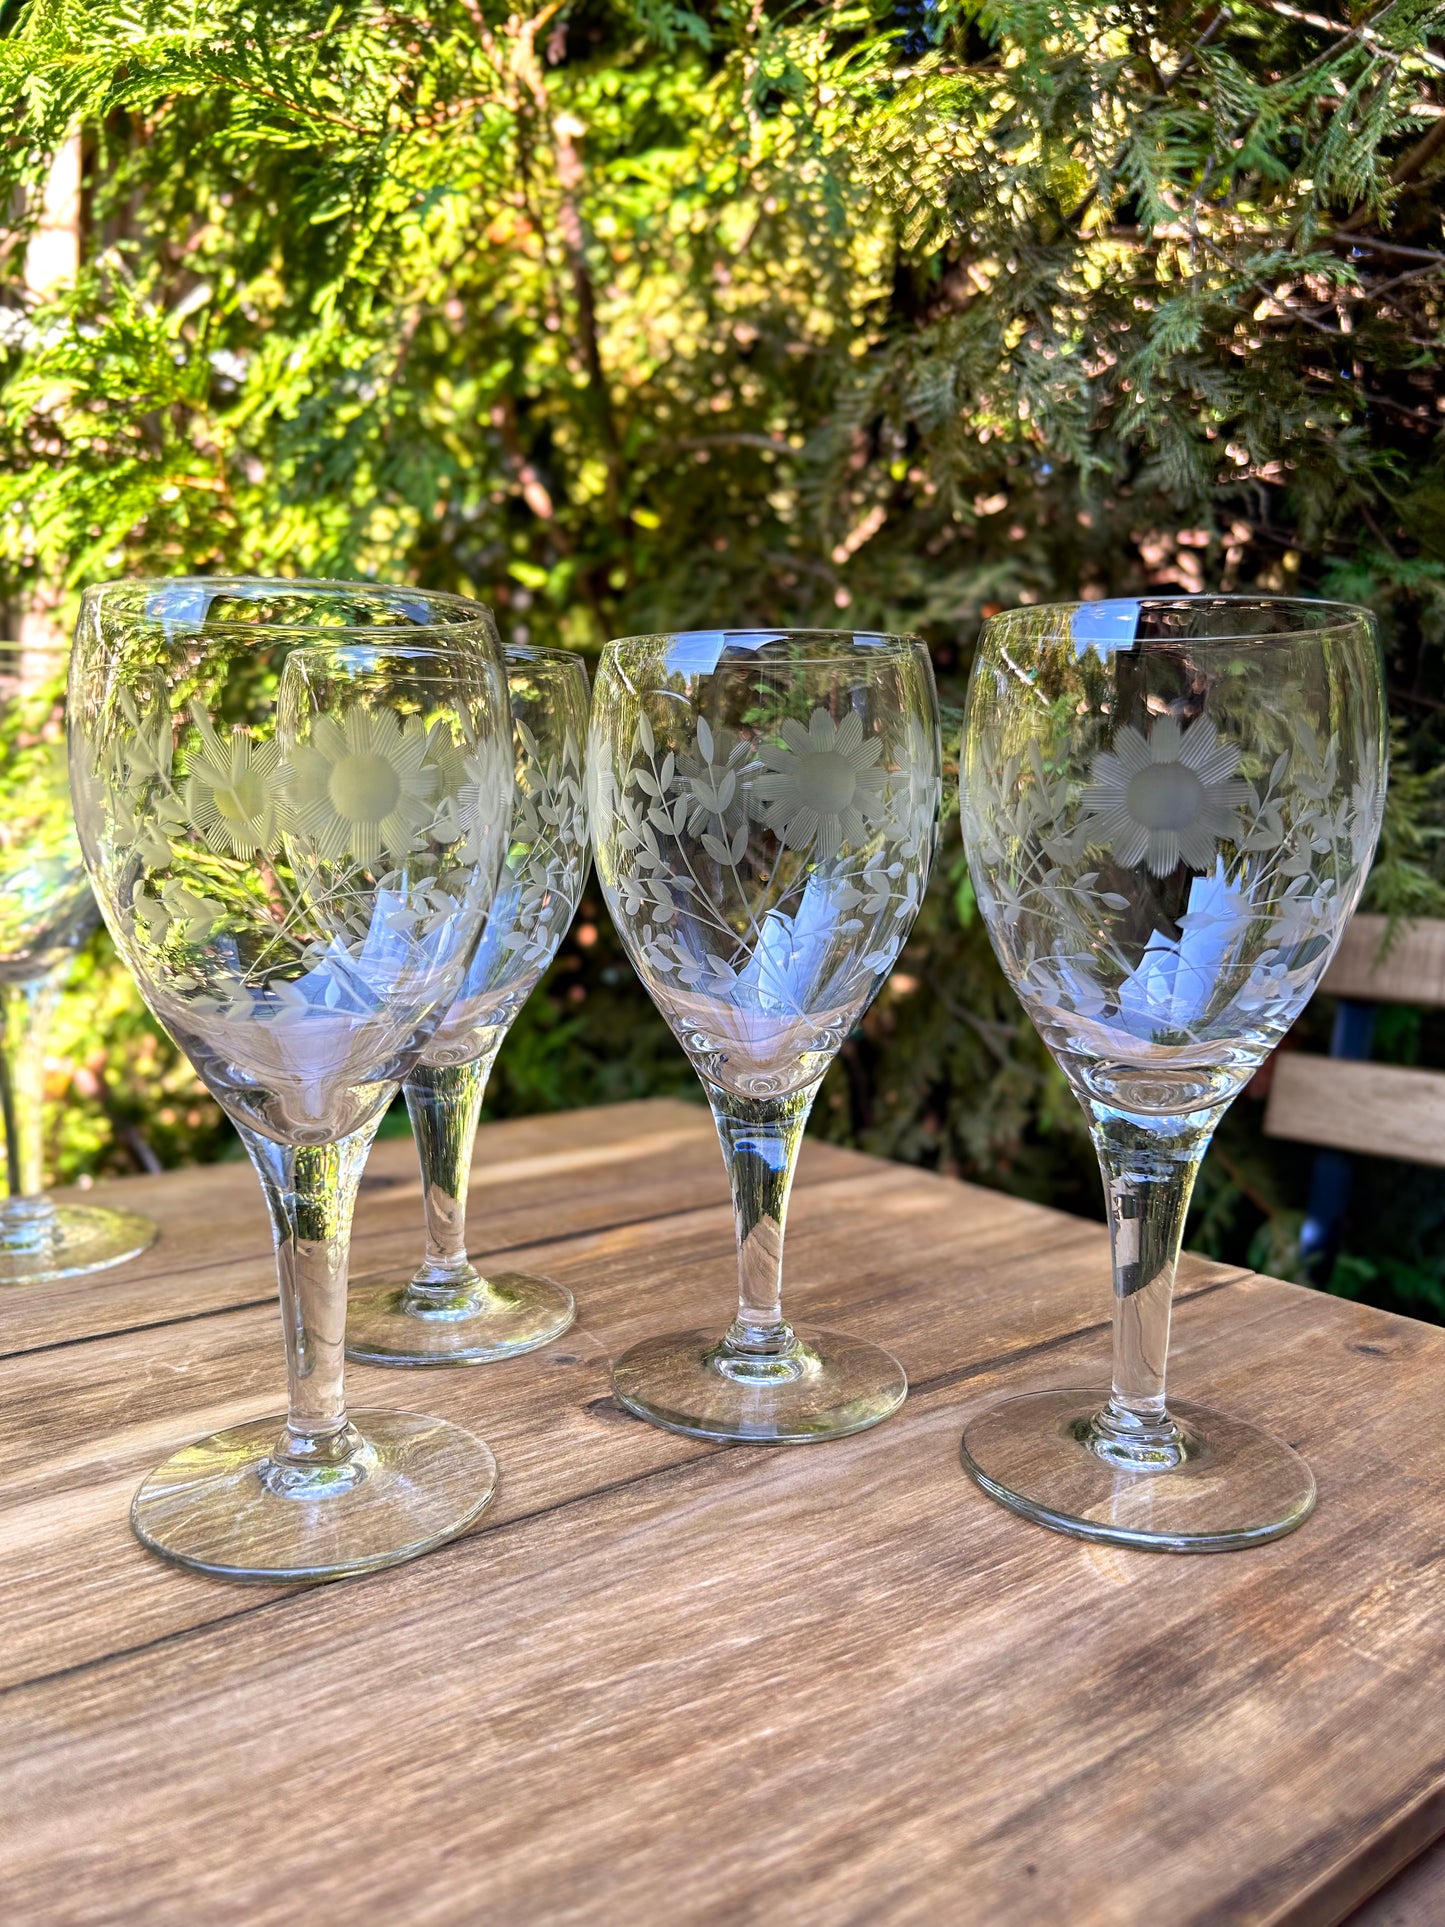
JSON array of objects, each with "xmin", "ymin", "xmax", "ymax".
[{"xmin": 3, "ymin": 0, "xmax": 1444, "ymax": 1306}]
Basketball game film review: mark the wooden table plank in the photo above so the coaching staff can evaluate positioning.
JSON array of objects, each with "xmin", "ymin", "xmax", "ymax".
[
  {"xmin": 2, "ymin": 1101, "xmax": 1438, "ymax": 1927},
  {"xmin": 0, "ymin": 1098, "xmax": 870, "ymax": 1358},
  {"xmin": 0, "ymin": 1157, "xmax": 1142, "ymax": 1687},
  {"xmin": 3, "ymin": 1272, "xmax": 1443, "ymax": 1927},
  {"xmin": 1347, "ymin": 1837, "xmax": 1445, "ymax": 1926}
]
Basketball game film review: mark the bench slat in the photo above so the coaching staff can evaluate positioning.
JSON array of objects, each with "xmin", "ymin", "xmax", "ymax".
[
  {"xmin": 1265, "ymin": 1054, "xmax": 1445, "ymax": 1166},
  {"xmin": 1322, "ymin": 915, "xmax": 1445, "ymax": 1008}
]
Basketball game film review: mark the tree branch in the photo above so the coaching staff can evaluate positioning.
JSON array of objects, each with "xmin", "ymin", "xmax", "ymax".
[
  {"xmin": 1254, "ymin": 0, "xmax": 1445, "ymax": 77},
  {"xmin": 1337, "ymin": 111, "xmax": 1445, "ymax": 231}
]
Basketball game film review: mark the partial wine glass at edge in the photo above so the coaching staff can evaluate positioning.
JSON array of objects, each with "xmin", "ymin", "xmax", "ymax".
[
  {"xmin": 69, "ymin": 578, "xmax": 513, "ymax": 1582},
  {"xmin": 0, "ymin": 641, "xmax": 157, "ymax": 1284},
  {"xmin": 959, "ymin": 594, "xmax": 1387, "ymax": 1552},
  {"xmin": 588, "ymin": 628, "xmax": 942, "ymax": 1444}
]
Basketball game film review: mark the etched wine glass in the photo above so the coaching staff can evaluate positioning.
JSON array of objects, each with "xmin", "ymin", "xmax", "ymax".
[
  {"xmin": 70, "ymin": 579, "xmax": 512, "ymax": 1581},
  {"xmin": 589, "ymin": 629, "xmax": 941, "ymax": 1442},
  {"xmin": 0, "ymin": 642, "xmax": 156, "ymax": 1283},
  {"xmin": 959, "ymin": 595, "xmax": 1386, "ymax": 1551},
  {"xmin": 347, "ymin": 643, "xmax": 591, "ymax": 1366}
]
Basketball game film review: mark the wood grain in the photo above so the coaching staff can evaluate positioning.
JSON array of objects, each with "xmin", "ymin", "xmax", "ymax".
[
  {"xmin": 1323, "ymin": 915, "xmax": 1445, "ymax": 1008},
  {"xmin": 1264, "ymin": 1054, "xmax": 1445, "ymax": 1166},
  {"xmin": 1346, "ymin": 1836, "xmax": 1445, "ymax": 1926},
  {"xmin": 0, "ymin": 1098, "xmax": 868, "ymax": 1359},
  {"xmin": 0, "ymin": 1159, "xmax": 1135, "ymax": 1687},
  {"xmin": 1, "ymin": 1101, "xmax": 1442, "ymax": 1927}
]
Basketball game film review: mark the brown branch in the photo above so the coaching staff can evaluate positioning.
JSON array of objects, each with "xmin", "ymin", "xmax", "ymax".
[
  {"xmin": 203, "ymin": 67, "xmax": 367, "ymax": 136},
  {"xmin": 673, "ymin": 432, "xmax": 795, "ymax": 454},
  {"xmin": 1337, "ymin": 111, "xmax": 1445, "ymax": 231},
  {"xmin": 1205, "ymin": 1138, "xmax": 1278, "ymax": 1221},
  {"xmin": 491, "ymin": 395, "xmax": 558, "ymax": 522},
  {"xmin": 1255, "ymin": 0, "xmax": 1445, "ymax": 76},
  {"xmin": 1325, "ymin": 232, "xmax": 1445, "ymax": 264},
  {"xmin": 552, "ymin": 112, "xmax": 620, "ymax": 469}
]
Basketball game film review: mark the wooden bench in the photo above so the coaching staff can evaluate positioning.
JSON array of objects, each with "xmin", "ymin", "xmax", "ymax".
[{"xmin": 1265, "ymin": 916, "xmax": 1445, "ymax": 1261}]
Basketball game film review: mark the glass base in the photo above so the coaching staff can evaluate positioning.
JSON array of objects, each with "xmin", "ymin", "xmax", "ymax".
[
  {"xmin": 611, "ymin": 1326, "xmax": 907, "ymax": 1444},
  {"xmin": 345, "ymin": 1269, "xmax": 576, "ymax": 1367},
  {"xmin": 961, "ymin": 1389, "xmax": 1316, "ymax": 1553},
  {"xmin": 131, "ymin": 1408, "xmax": 498, "ymax": 1582},
  {"xmin": 0, "ymin": 1199, "xmax": 157, "ymax": 1285}
]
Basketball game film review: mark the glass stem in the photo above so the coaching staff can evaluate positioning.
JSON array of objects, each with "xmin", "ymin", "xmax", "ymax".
[
  {"xmin": 708, "ymin": 1079, "xmax": 818, "ymax": 1367},
  {"xmin": 1086, "ymin": 1103, "xmax": 1215, "ymax": 1466},
  {"xmin": 404, "ymin": 1042, "xmax": 502, "ymax": 1302},
  {"xmin": 238, "ymin": 1120, "xmax": 380, "ymax": 1488},
  {"xmin": 0, "ymin": 971, "xmax": 62, "ymax": 1235}
]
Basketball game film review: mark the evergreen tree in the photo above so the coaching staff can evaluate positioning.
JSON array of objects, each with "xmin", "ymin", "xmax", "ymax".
[{"xmin": 3, "ymin": 0, "xmax": 1444, "ymax": 1306}]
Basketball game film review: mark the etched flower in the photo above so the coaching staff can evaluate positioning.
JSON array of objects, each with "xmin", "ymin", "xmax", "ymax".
[
  {"xmin": 748, "ymin": 707, "xmax": 887, "ymax": 861},
  {"xmin": 184, "ymin": 709, "xmax": 282, "ymax": 858},
  {"xmin": 427, "ymin": 727, "xmax": 510, "ymax": 864},
  {"xmin": 281, "ymin": 708, "xmax": 438, "ymax": 868},
  {"xmin": 1078, "ymin": 714, "xmax": 1253, "ymax": 877}
]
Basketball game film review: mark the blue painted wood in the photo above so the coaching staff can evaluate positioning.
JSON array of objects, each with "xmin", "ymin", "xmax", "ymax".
[{"xmin": 1299, "ymin": 999, "xmax": 1377, "ymax": 1270}]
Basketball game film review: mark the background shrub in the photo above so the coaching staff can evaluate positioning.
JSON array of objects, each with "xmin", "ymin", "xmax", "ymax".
[{"xmin": 4, "ymin": 0, "xmax": 1444, "ymax": 1309}]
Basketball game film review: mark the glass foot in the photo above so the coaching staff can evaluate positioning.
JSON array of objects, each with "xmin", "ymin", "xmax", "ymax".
[
  {"xmin": 0, "ymin": 1199, "xmax": 157, "ymax": 1285},
  {"xmin": 131, "ymin": 1408, "xmax": 498, "ymax": 1582},
  {"xmin": 961, "ymin": 1388, "xmax": 1316, "ymax": 1553},
  {"xmin": 611, "ymin": 1326, "xmax": 907, "ymax": 1444},
  {"xmin": 345, "ymin": 1269, "xmax": 576, "ymax": 1366}
]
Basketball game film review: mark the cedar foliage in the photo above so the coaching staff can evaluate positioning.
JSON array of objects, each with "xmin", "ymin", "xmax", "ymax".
[{"xmin": 3, "ymin": 0, "xmax": 1445, "ymax": 1307}]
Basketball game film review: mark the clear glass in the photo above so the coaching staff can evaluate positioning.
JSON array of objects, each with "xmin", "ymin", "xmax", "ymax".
[
  {"xmin": 589, "ymin": 629, "xmax": 942, "ymax": 1441},
  {"xmin": 0, "ymin": 642, "xmax": 156, "ymax": 1283},
  {"xmin": 959, "ymin": 596, "xmax": 1387, "ymax": 1550},
  {"xmin": 69, "ymin": 578, "xmax": 513, "ymax": 1581},
  {"xmin": 347, "ymin": 643, "xmax": 592, "ymax": 1365}
]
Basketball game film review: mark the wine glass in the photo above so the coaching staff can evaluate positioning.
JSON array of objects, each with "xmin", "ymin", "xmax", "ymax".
[
  {"xmin": 69, "ymin": 579, "xmax": 513, "ymax": 1582},
  {"xmin": 0, "ymin": 642, "xmax": 157, "ymax": 1283},
  {"xmin": 346, "ymin": 643, "xmax": 591, "ymax": 1366},
  {"xmin": 588, "ymin": 629, "xmax": 941, "ymax": 1442},
  {"xmin": 959, "ymin": 595, "xmax": 1386, "ymax": 1551}
]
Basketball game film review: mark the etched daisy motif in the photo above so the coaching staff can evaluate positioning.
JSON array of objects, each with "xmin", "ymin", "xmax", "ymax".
[
  {"xmin": 184, "ymin": 709, "xmax": 282, "ymax": 859},
  {"xmin": 749, "ymin": 708, "xmax": 887, "ymax": 861},
  {"xmin": 281, "ymin": 708, "xmax": 439, "ymax": 868},
  {"xmin": 427, "ymin": 726, "xmax": 510, "ymax": 864},
  {"xmin": 1078, "ymin": 714, "xmax": 1253, "ymax": 877}
]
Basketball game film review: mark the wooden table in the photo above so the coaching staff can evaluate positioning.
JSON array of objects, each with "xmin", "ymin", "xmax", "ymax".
[{"xmin": 3, "ymin": 1097, "xmax": 1443, "ymax": 1926}]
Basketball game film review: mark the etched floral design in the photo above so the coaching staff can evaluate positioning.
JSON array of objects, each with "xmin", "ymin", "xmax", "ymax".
[
  {"xmin": 184, "ymin": 709, "xmax": 282, "ymax": 858},
  {"xmin": 501, "ymin": 724, "xmax": 589, "ymax": 971},
  {"xmin": 963, "ymin": 676, "xmax": 1384, "ymax": 1062},
  {"xmin": 1077, "ymin": 714, "xmax": 1253, "ymax": 876},
  {"xmin": 281, "ymin": 709, "xmax": 439, "ymax": 868},
  {"xmin": 93, "ymin": 689, "xmax": 497, "ymax": 1005},
  {"xmin": 749, "ymin": 708, "xmax": 888, "ymax": 861},
  {"xmin": 421, "ymin": 712, "xmax": 590, "ymax": 1067},
  {"xmin": 593, "ymin": 684, "xmax": 939, "ymax": 1100},
  {"xmin": 426, "ymin": 726, "xmax": 512, "ymax": 867},
  {"xmin": 677, "ymin": 717, "xmax": 752, "ymax": 841}
]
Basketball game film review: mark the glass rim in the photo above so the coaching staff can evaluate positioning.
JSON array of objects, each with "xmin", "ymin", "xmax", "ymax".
[
  {"xmin": 602, "ymin": 627, "xmax": 926, "ymax": 665},
  {"xmin": 980, "ymin": 592, "xmax": 1375, "ymax": 644},
  {"xmin": 505, "ymin": 638, "xmax": 588, "ymax": 668},
  {"xmin": 78, "ymin": 575, "xmax": 498, "ymax": 637}
]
